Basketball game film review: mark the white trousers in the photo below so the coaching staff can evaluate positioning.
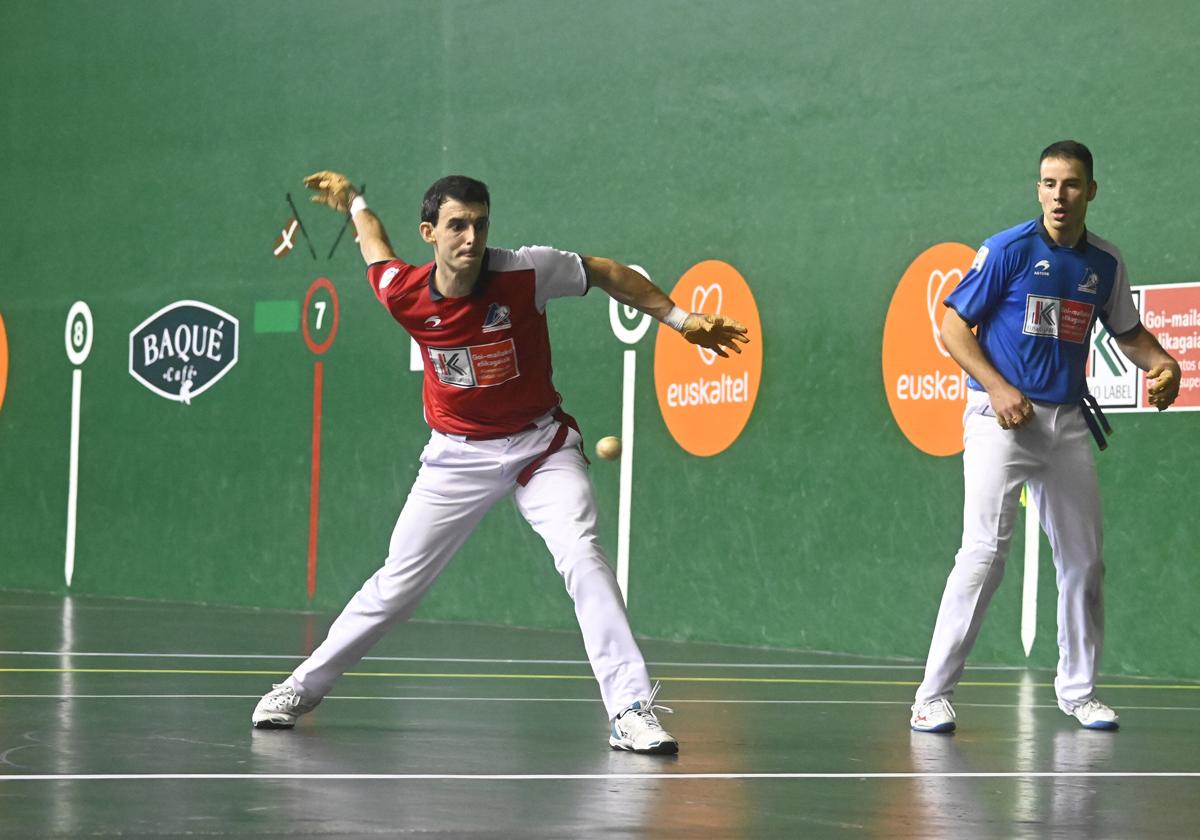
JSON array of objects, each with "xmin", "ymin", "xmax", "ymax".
[
  {"xmin": 286, "ymin": 419, "xmax": 652, "ymax": 719},
  {"xmin": 916, "ymin": 390, "xmax": 1105, "ymax": 706}
]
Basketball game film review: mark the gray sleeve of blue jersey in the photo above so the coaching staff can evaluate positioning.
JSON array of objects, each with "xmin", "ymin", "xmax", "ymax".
[{"xmin": 1100, "ymin": 251, "xmax": 1140, "ymax": 336}]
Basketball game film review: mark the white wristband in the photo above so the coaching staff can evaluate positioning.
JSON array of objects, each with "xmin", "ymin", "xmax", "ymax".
[
  {"xmin": 663, "ymin": 305, "xmax": 689, "ymax": 331},
  {"xmin": 349, "ymin": 194, "xmax": 369, "ymax": 217}
]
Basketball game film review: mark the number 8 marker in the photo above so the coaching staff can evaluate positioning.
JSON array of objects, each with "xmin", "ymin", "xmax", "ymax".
[{"xmin": 64, "ymin": 301, "xmax": 94, "ymax": 586}]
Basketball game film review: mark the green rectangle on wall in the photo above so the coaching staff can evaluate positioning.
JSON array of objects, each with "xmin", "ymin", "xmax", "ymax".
[{"xmin": 253, "ymin": 301, "xmax": 300, "ymax": 334}]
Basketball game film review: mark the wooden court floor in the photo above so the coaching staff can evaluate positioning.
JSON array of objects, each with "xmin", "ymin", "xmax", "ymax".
[{"xmin": 1, "ymin": 591, "xmax": 1197, "ymax": 838}]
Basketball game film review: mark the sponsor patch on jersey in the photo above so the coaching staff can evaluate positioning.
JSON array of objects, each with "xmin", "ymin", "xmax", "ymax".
[
  {"xmin": 971, "ymin": 246, "xmax": 989, "ymax": 272},
  {"xmin": 427, "ymin": 338, "xmax": 519, "ymax": 388},
  {"xmin": 482, "ymin": 302, "xmax": 512, "ymax": 333},
  {"xmin": 1078, "ymin": 269, "xmax": 1100, "ymax": 294},
  {"xmin": 1023, "ymin": 295, "xmax": 1094, "ymax": 344},
  {"xmin": 1034, "ymin": 259, "xmax": 1051, "ymax": 276},
  {"xmin": 379, "ymin": 266, "xmax": 400, "ymax": 290}
]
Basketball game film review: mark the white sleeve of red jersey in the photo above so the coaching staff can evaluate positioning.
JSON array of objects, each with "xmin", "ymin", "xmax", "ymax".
[{"xmin": 510, "ymin": 246, "xmax": 587, "ymax": 312}]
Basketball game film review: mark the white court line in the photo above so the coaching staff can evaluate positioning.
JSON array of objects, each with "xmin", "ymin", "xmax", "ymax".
[
  {"xmin": 1, "ymin": 694, "xmax": 1196, "ymax": 712},
  {"xmin": 1, "ymin": 771, "xmax": 1198, "ymax": 782},
  {"xmin": 2, "ymin": 651, "xmax": 1189, "ymax": 685},
  {"xmin": 0, "ymin": 652, "xmax": 1038, "ymax": 671}
]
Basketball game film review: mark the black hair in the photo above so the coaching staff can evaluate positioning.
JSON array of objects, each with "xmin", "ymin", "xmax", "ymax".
[
  {"xmin": 420, "ymin": 175, "xmax": 491, "ymax": 224},
  {"xmin": 1039, "ymin": 140, "xmax": 1094, "ymax": 182}
]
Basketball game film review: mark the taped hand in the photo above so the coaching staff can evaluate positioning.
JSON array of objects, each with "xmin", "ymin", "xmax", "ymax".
[
  {"xmin": 991, "ymin": 389, "xmax": 1033, "ymax": 430},
  {"xmin": 303, "ymin": 171, "xmax": 356, "ymax": 213},
  {"xmin": 681, "ymin": 313, "xmax": 751, "ymax": 358},
  {"xmin": 1147, "ymin": 362, "xmax": 1181, "ymax": 410}
]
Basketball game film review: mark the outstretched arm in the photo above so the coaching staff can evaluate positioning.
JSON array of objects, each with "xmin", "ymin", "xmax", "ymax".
[
  {"xmin": 303, "ymin": 170, "xmax": 397, "ymax": 265},
  {"xmin": 1113, "ymin": 323, "xmax": 1181, "ymax": 410},
  {"xmin": 583, "ymin": 256, "xmax": 750, "ymax": 358}
]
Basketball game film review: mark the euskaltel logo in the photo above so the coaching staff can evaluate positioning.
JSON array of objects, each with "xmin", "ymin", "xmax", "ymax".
[
  {"xmin": 881, "ymin": 242, "xmax": 975, "ymax": 456},
  {"xmin": 654, "ymin": 260, "xmax": 762, "ymax": 457}
]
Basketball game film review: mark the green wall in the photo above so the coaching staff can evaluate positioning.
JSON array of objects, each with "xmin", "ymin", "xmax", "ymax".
[{"xmin": 2, "ymin": 0, "xmax": 1197, "ymax": 679}]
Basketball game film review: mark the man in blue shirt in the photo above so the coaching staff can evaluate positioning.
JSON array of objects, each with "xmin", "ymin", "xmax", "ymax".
[{"xmin": 911, "ymin": 141, "xmax": 1181, "ymax": 733}]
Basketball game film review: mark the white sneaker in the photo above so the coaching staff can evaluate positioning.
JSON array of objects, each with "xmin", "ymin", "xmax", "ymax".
[
  {"xmin": 1059, "ymin": 697, "xmax": 1119, "ymax": 730},
  {"xmin": 609, "ymin": 682, "xmax": 679, "ymax": 754},
  {"xmin": 910, "ymin": 698, "xmax": 957, "ymax": 733},
  {"xmin": 252, "ymin": 684, "xmax": 319, "ymax": 729}
]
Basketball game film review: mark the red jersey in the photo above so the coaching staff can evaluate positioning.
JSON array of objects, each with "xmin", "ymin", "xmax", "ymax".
[{"xmin": 365, "ymin": 246, "xmax": 588, "ymax": 437}]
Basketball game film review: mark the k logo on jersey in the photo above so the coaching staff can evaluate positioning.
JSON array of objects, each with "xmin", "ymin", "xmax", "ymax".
[
  {"xmin": 1025, "ymin": 296, "xmax": 1058, "ymax": 334},
  {"xmin": 427, "ymin": 339, "xmax": 519, "ymax": 388},
  {"xmin": 482, "ymin": 302, "xmax": 512, "ymax": 333},
  {"xmin": 1024, "ymin": 295, "xmax": 1094, "ymax": 344},
  {"xmin": 430, "ymin": 347, "xmax": 473, "ymax": 386}
]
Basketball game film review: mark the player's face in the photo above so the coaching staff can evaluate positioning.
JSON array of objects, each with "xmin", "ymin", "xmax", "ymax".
[
  {"xmin": 421, "ymin": 199, "xmax": 490, "ymax": 276},
  {"xmin": 1036, "ymin": 156, "xmax": 1096, "ymax": 245}
]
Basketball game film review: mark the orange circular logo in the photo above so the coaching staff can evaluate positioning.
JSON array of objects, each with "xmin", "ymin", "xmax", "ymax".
[
  {"xmin": 0, "ymin": 310, "xmax": 7, "ymax": 417},
  {"xmin": 654, "ymin": 260, "xmax": 762, "ymax": 456},
  {"xmin": 882, "ymin": 242, "xmax": 975, "ymax": 456}
]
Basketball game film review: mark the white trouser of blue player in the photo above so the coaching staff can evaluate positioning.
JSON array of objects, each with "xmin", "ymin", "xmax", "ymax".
[
  {"xmin": 285, "ymin": 418, "xmax": 652, "ymax": 719},
  {"xmin": 915, "ymin": 389, "xmax": 1104, "ymax": 707}
]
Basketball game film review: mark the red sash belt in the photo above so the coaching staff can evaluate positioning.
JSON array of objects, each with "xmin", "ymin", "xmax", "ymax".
[{"xmin": 516, "ymin": 408, "xmax": 587, "ymax": 486}]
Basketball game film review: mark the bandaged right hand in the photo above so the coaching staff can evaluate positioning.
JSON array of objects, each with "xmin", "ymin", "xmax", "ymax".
[
  {"xmin": 680, "ymin": 313, "xmax": 751, "ymax": 358},
  {"xmin": 303, "ymin": 170, "xmax": 357, "ymax": 213},
  {"xmin": 989, "ymin": 385, "xmax": 1033, "ymax": 430},
  {"xmin": 1147, "ymin": 362, "xmax": 1181, "ymax": 410}
]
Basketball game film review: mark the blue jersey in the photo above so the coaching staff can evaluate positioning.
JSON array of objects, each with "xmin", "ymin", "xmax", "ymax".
[{"xmin": 943, "ymin": 218, "xmax": 1140, "ymax": 404}]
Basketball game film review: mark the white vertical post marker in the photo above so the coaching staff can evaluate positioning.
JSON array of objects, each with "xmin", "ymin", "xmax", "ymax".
[
  {"xmin": 66, "ymin": 368, "xmax": 82, "ymax": 586},
  {"xmin": 617, "ymin": 350, "xmax": 636, "ymax": 602},
  {"xmin": 1021, "ymin": 484, "xmax": 1040, "ymax": 656},
  {"xmin": 608, "ymin": 266, "xmax": 654, "ymax": 605},
  {"xmin": 64, "ymin": 302, "xmax": 94, "ymax": 588}
]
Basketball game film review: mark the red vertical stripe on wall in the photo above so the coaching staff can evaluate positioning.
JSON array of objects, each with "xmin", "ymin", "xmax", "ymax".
[{"xmin": 307, "ymin": 361, "xmax": 324, "ymax": 600}]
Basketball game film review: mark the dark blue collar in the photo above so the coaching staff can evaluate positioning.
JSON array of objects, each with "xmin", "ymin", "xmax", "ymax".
[
  {"xmin": 427, "ymin": 250, "xmax": 492, "ymax": 301},
  {"xmin": 1036, "ymin": 217, "xmax": 1089, "ymax": 253}
]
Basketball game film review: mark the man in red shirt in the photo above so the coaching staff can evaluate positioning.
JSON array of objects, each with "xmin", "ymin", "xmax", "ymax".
[{"xmin": 252, "ymin": 171, "xmax": 749, "ymax": 754}]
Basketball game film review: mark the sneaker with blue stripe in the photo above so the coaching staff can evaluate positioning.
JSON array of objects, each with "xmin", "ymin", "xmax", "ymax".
[
  {"xmin": 609, "ymin": 682, "xmax": 679, "ymax": 754},
  {"xmin": 1059, "ymin": 697, "xmax": 1119, "ymax": 730}
]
